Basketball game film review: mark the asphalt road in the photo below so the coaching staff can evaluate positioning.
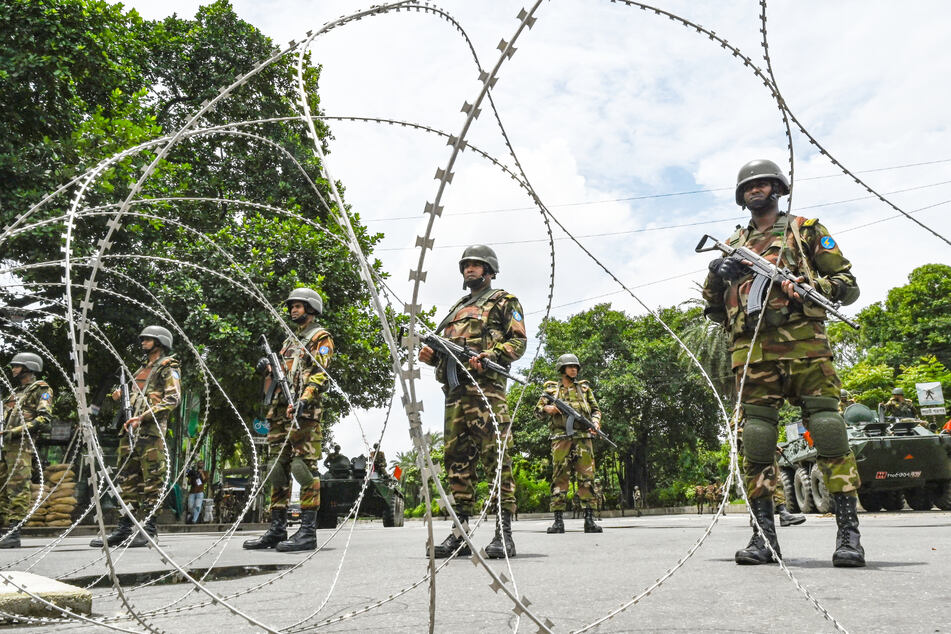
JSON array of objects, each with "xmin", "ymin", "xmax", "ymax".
[{"xmin": 2, "ymin": 510, "xmax": 949, "ymax": 633}]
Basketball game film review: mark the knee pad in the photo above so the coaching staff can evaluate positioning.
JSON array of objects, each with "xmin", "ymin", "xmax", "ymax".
[
  {"xmin": 267, "ymin": 460, "xmax": 289, "ymax": 489},
  {"xmin": 290, "ymin": 457, "xmax": 316, "ymax": 488},
  {"xmin": 802, "ymin": 396, "xmax": 849, "ymax": 457},
  {"xmin": 741, "ymin": 403, "xmax": 779, "ymax": 464}
]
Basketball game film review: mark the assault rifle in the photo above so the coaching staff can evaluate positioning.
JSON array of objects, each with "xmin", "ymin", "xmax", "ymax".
[
  {"xmin": 259, "ymin": 335, "xmax": 303, "ymax": 424},
  {"xmin": 420, "ymin": 332, "xmax": 617, "ymax": 448},
  {"xmin": 695, "ymin": 234, "xmax": 859, "ymax": 330},
  {"xmin": 117, "ymin": 368, "xmax": 134, "ymax": 443}
]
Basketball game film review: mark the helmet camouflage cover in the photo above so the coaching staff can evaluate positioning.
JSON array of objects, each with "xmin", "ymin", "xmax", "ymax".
[
  {"xmin": 458, "ymin": 244, "xmax": 499, "ymax": 275},
  {"xmin": 734, "ymin": 159, "xmax": 790, "ymax": 206},
  {"xmin": 286, "ymin": 287, "xmax": 323, "ymax": 315},
  {"xmin": 10, "ymin": 352, "xmax": 43, "ymax": 373},
  {"xmin": 139, "ymin": 325, "xmax": 173, "ymax": 350},
  {"xmin": 892, "ymin": 387, "xmax": 904, "ymax": 396},
  {"xmin": 555, "ymin": 353, "xmax": 581, "ymax": 374}
]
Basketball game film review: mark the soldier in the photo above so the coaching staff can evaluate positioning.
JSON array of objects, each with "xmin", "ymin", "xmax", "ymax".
[
  {"xmin": 244, "ymin": 288, "xmax": 333, "ymax": 553},
  {"xmin": 323, "ymin": 444, "xmax": 342, "ymax": 470},
  {"xmin": 91, "ymin": 326, "xmax": 181, "ymax": 548},
  {"xmin": 419, "ymin": 245, "xmax": 526, "ymax": 559},
  {"xmin": 633, "ymin": 486, "xmax": 643, "ymax": 516},
  {"xmin": 882, "ymin": 388, "xmax": 916, "ymax": 419},
  {"xmin": 702, "ymin": 159, "xmax": 865, "ymax": 567},
  {"xmin": 0, "ymin": 353, "xmax": 53, "ymax": 548},
  {"xmin": 839, "ymin": 389, "xmax": 855, "ymax": 413},
  {"xmin": 537, "ymin": 354, "xmax": 603, "ymax": 534},
  {"xmin": 370, "ymin": 443, "xmax": 387, "ymax": 478}
]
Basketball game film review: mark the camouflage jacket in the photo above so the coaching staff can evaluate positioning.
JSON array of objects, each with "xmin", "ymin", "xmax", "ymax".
[
  {"xmin": 883, "ymin": 397, "xmax": 916, "ymax": 419},
  {"xmin": 130, "ymin": 355, "xmax": 181, "ymax": 432},
  {"xmin": 701, "ymin": 214, "xmax": 859, "ymax": 368},
  {"xmin": 430, "ymin": 285, "xmax": 527, "ymax": 390},
  {"xmin": 2, "ymin": 378, "xmax": 53, "ymax": 436},
  {"xmin": 535, "ymin": 379, "xmax": 601, "ymax": 437},
  {"xmin": 269, "ymin": 322, "xmax": 333, "ymax": 418}
]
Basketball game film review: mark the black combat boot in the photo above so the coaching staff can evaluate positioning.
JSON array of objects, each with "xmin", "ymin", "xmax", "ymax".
[
  {"xmin": 546, "ymin": 511, "xmax": 565, "ymax": 534},
  {"xmin": 129, "ymin": 516, "xmax": 158, "ymax": 548},
  {"xmin": 432, "ymin": 514, "xmax": 471, "ymax": 558},
  {"xmin": 777, "ymin": 503, "xmax": 806, "ymax": 527},
  {"xmin": 276, "ymin": 509, "xmax": 316, "ymax": 552},
  {"xmin": 583, "ymin": 508, "xmax": 603, "ymax": 533},
  {"xmin": 89, "ymin": 515, "xmax": 134, "ymax": 548},
  {"xmin": 0, "ymin": 526, "xmax": 21, "ymax": 549},
  {"xmin": 243, "ymin": 508, "xmax": 288, "ymax": 550},
  {"xmin": 735, "ymin": 497, "xmax": 781, "ymax": 565},
  {"xmin": 485, "ymin": 510, "xmax": 516, "ymax": 559},
  {"xmin": 832, "ymin": 493, "xmax": 865, "ymax": 568}
]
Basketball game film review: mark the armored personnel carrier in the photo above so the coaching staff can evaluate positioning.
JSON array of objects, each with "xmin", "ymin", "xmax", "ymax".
[
  {"xmin": 778, "ymin": 403, "xmax": 951, "ymax": 513},
  {"xmin": 315, "ymin": 453, "xmax": 404, "ymax": 528}
]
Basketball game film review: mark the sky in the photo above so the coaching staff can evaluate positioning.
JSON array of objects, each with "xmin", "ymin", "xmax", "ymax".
[{"xmin": 115, "ymin": 0, "xmax": 951, "ymax": 461}]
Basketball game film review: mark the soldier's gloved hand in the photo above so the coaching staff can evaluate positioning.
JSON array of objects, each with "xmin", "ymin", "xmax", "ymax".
[
  {"xmin": 711, "ymin": 257, "xmax": 750, "ymax": 281},
  {"xmin": 255, "ymin": 356, "xmax": 270, "ymax": 375}
]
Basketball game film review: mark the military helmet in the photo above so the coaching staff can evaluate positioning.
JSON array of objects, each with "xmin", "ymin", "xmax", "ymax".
[
  {"xmin": 285, "ymin": 287, "xmax": 323, "ymax": 315},
  {"xmin": 139, "ymin": 325, "xmax": 173, "ymax": 350},
  {"xmin": 555, "ymin": 353, "xmax": 581, "ymax": 374},
  {"xmin": 734, "ymin": 159, "xmax": 790, "ymax": 206},
  {"xmin": 892, "ymin": 387, "xmax": 905, "ymax": 396},
  {"xmin": 458, "ymin": 244, "xmax": 499, "ymax": 275},
  {"xmin": 9, "ymin": 352, "xmax": 43, "ymax": 373},
  {"xmin": 840, "ymin": 389, "xmax": 850, "ymax": 399}
]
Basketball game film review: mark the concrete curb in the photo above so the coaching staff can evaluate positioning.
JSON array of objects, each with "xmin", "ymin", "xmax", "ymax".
[{"xmin": 0, "ymin": 571, "xmax": 91, "ymax": 621}]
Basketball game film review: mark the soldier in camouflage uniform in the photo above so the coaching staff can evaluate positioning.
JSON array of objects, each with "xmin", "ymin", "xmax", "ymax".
[
  {"xmin": 839, "ymin": 389, "xmax": 855, "ymax": 413},
  {"xmin": 536, "ymin": 354, "xmax": 604, "ymax": 534},
  {"xmin": 702, "ymin": 159, "xmax": 865, "ymax": 567},
  {"xmin": 244, "ymin": 288, "xmax": 333, "ymax": 552},
  {"xmin": 90, "ymin": 326, "xmax": 181, "ymax": 549},
  {"xmin": 370, "ymin": 443, "xmax": 387, "ymax": 478},
  {"xmin": 882, "ymin": 388, "xmax": 916, "ymax": 419},
  {"xmin": 1, "ymin": 353, "xmax": 53, "ymax": 548},
  {"xmin": 419, "ymin": 245, "xmax": 526, "ymax": 559}
]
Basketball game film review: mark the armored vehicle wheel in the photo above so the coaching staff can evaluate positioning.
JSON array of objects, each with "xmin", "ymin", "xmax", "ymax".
[
  {"xmin": 881, "ymin": 490, "xmax": 905, "ymax": 511},
  {"xmin": 794, "ymin": 466, "xmax": 815, "ymax": 513},
  {"xmin": 383, "ymin": 495, "xmax": 404, "ymax": 527},
  {"xmin": 780, "ymin": 469, "xmax": 799, "ymax": 513},
  {"xmin": 932, "ymin": 480, "xmax": 951, "ymax": 510},
  {"xmin": 809, "ymin": 464, "xmax": 835, "ymax": 514},
  {"xmin": 858, "ymin": 491, "xmax": 883, "ymax": 512},
  {"xmin": 904, "ymin": 487, "xmax": 932, "ymax": 511}
]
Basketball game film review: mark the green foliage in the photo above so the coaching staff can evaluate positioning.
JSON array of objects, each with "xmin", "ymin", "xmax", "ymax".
[{"xmin": 840, "ymin": 361, "xmax": 894, "ymax": 408}]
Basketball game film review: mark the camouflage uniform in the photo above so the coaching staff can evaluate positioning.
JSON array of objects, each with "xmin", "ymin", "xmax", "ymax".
[
  {"xmin": 427, "ymin": 285, "xmax": 526, "ymax": 515},
  {"xmin": 1, "ymin": 378, "xmax": 53, "ymax": 523},
  {"xmin": 118, "ymin": 355, "xmax": 181, "ymax": 517},
  {"xmin": 883, "ymin": 397, "xmax": 916, "ymax": 419},
  {"xmin": 370, "ymin": 446, "xmax": 387, "ymax": 476},
  {"xmin": 265, "ymin": 323, "xmax": 333, "ymax": 512},
  {"xmin": 702, "ymin": 213, "xmax": 862, "ymax": 501},
  {"xmin": 536, "ymin": 379, "xmax": 601, "ymax": 511}
]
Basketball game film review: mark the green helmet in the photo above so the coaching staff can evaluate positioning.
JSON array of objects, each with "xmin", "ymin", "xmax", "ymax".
[
  {"xmin": 840, "ymin": 389, "xmax": 850, "ymax": 399},
  {"xmin": 734, "ymin": 159, "xmax": 790, "ymax": 206},
  {"xmin": 10, "ymin": 352, "xmax": 43, "ymax": 373},
  {"xmin": 139, "ymin": 325, "xmax": 173, "ymax": 350},
  {"xmin": 555, "ymin": 353, "xmax": 581, "ymax": 374},
  {"xmin": 458, "ymin": 244, "xmax": 499, "ymax": 276},
  {"xmin": 286, "ymin": 287, "xmax": 323, "ymax": 315},
  {"xmin": 892, "ymin": 387, "xmax": 904, "ymax": 396}
]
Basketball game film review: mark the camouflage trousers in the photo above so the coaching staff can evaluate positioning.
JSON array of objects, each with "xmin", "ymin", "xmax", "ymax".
[
  {"xmin": 267, "ymin": 416, "xmax": 322, "ymax": 511},
  {"xmin": 738, "ymin": 357, "xmax": 860, "ymax": 499},
  {"xmin": 550, "ymin": 437, "xmax": 596, "ymax": 511},
  {"xmin": 0, "ymin": 438, "xmax": 33, "ymax": 522},
  {"xmin": 117, "ymin": 428, "xmax": 168, "ymax": 518},
  {"xmin": 444, "ymin": 383, "xmax": 516, "ymax": 515}
]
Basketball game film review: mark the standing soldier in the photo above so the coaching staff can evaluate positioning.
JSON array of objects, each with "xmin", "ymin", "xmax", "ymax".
[
  {"xmin": 882, "ymin": 388, "xmax": 916, "ymax": 419},
  {"xmin": 90, "ymin": 326, "xmax": 180, "ymax": 548},
  {"xmin": 537, "ymin": 354, "xmax": 604, "ymax": 534},
  {"xmin": 702, "ymin": 159, "xmax": 865, "ymax": 567},
  {"xmin": 419, "ymin": 245, "xmax": 526, "ymax": 559},
  {"xmin": 244, "ymin": 288, "xmax": 333, "ymax": 553},
  {"xmin": 0, "ymin": 353, "xmax": 53, "ymax": 549},
  {"xmin": 838, "ymin": 389, "xmax": 855, "ymax": 413},
  {"xmin": 370, "ymin": 443, "xmax": 387, "ymax": 478},
  {"xmin": 633, "ymin": 486, "xmax": 643, "ymax": 516}
]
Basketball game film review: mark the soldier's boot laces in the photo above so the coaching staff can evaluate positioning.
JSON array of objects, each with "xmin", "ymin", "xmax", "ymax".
[
  {"xmin": 546, "ymin": 511, "xmax": 565, "ymax": 534},
  {"xmin": 243, "ymin": 508, "xmax": 288, "ymax": 550},
  {"xmin": 832, "ymin": 493, "xmax": 865, "ymax": 568},
  {"xmin": 89, "ymin": 515, "xmax": 134, "ymax": 548},
  {"xmin": 583, "ymin": 508, "xmax": 603, "ymax": 533},
  {"xmin": 431, "ymin": 514, "xmax": 471, "ymax": 558},
  {"xmin": 485, "ymin": 510, "xmax": 516, "ymax": 559},
  {"xmin": 276, "ymin": 509, "xmax": 317, "ymax": 552},
  {"xmin": 777, "ymin": 503, "xmax": 806, "ymax": 527},
  {"xmin": 129, "ymin": 516, "xmax": 157, "ymax": 548},
  {"xmin": 735, "ymin": 497, "xmax": 781, "ymax": 565},
  {"xmin": 0, "ymin": 527, "xmax": 21, "ymax": 549}
]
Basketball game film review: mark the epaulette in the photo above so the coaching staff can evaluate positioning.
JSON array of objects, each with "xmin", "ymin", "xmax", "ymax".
[
  {"xmin": 543, "ymin": 380, "xmax": 558, "ymax": 389},
  {"xmin": 577, "ymin": 379, "xmax": 591, "ymax": 390},
  {"xmin": 803, "ymin": 218, "xmax": 819, "ymax": 227}
]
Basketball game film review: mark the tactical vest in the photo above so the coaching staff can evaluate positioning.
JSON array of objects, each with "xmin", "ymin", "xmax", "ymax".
[
  {"xmin": 436, "ymin": 287, "xmax": 511, "ymax": 386},
  {"xmin": 2, "ymin": 380, "xmax": 48, "ymax": 427},
  {"xmin": 543, "ymin": 379, "xmax": 594, "ymax": 437},
  {"xmin": 130, "ymin": 356, "xmax": 178, "ymax": 428},
  {"xmin": 281, "ymin": 324, "xmax": 330, "ymax": 398}
]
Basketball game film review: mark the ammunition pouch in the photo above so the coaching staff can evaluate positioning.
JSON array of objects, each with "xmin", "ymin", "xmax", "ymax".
[
  {"xmin": 801, "ymin": 396, "xmax": 849, "ymax": 458},
  {"xmin": 741, "ymin": 403, "xmax": 779, "ymax": 464}
]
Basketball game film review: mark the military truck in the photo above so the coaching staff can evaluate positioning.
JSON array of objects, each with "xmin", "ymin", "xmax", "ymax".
[
  {"xmin": 315, "ymin": 453, "xmax": 404, "ymax": 529},
  {"xmin": 778, "ymin": 403, "xmax": 951, "ymax": 513}
]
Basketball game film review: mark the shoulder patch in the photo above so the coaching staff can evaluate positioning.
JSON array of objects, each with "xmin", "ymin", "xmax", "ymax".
[
  {"xmin": 171, "ymin": 369, "xmax": 181, "ymax": 381},
  {"xmin": 803, "ymin": 218, "xmax": 818, "ymax": 227},
  {"xmin": 819, "ymin": 235, "xmax": 836, "ymax": 250},
  {"xmin": 318, "ymin": 345, "xmax": 330, "ymax": 355},
  {"xmin": 512, "ymin": 310, "xmax": 523, "ymax": 322},
  {"xmin": 40, "ymin": 392, "xmax": 52, "ymax": 401}
]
